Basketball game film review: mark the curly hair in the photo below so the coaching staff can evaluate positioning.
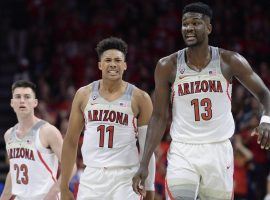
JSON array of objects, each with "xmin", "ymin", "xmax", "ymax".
[{"xmin": 96, "ymin": 37, "xmax": 128, "ymax": 60}]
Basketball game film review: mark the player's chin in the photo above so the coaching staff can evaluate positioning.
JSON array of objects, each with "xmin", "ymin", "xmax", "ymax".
[
  {"xmin": 107, "ymin": 76, "xmax": 121, "ymax": 81},
  {"xmin": 185, "ymin": 41, "xmax": 198, "ymax": 47},
  {"xmin": 17, "ymin": 109, "xmax": 29, "ymax": 113},
  {"xmin": 186, "ymin": 41, "xmax": 198, "ymax": 47}
]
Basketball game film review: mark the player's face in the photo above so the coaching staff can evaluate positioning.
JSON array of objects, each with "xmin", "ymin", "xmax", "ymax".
[
  {"xmin": 181, "ymin": 12, "xmax": 212, "ymax": 47},
  {"xmin": 98, "ymin": 49, "xmax": 127, "ymax": 81},
  {"xmin": 10, "ymin": 87, "xmax": 37, "ymax": 116}
]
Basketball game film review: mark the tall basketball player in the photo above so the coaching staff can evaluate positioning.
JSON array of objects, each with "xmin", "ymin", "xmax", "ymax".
[
  {"xmin": 132, "ymin": 2, "xmax": 270, "ymax": 200},
  {"xmin": 60, "ymin": 37, "xmax": 155, "ymax": 200},
  {"xmin": 0, "ymin": 80, "xmax": 63, "ymax": 200}
]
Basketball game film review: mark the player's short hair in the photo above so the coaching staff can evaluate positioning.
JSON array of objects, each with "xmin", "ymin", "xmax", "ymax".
[
  {"xmin": 96, "ymin": 37, "xmax": 128, "ymax": 61},
  {"xmin": 12, "ymin": 80, "xmax": 37, "ymax": 96},
  {"xmin": 183, "ymin": 2, "xmax": 213, "ymax": 20}
]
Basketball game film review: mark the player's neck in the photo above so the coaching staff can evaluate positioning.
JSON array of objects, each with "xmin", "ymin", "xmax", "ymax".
[
  {"xmin": 186, "ymin": 44, "xmax": 211, "ymax": 71},
  {"xmin": 17, "ymin": 114, "xmax": 39, "ymax": 133},
  {"xmin": 100, "ymin": 79, "xmax": 126, "ymax": 94}
]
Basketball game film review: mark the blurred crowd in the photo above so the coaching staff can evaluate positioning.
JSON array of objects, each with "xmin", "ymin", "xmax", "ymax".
[{"xmin": 0, "ymin": 0, "xmax": 270, "ymax": 199}]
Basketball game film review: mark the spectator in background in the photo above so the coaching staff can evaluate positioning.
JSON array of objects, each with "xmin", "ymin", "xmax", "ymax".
[
  {"xmin": 240, "ymin": 115, "xmax": 270, "ymax": 199},
  {"xmin": 0, "ymin": 1, "xmax": 269, "ymax": 199},
  {"xmin": 13, "ymin": 58, "xmax": 31, "ymax": 82},
  {"xmin": 0, "ymin": 183, "xmax": 4, "ymax": 197},
  {"xmin": 233, "ymin": 135, "xmax": 253, "ymax": 200},
  {"xmin": 264, "ymin": 173, "xmax": 270, "ymax": 200},
  {"xmin": 154, "ymin": 140, "xmax": 170, "ymax": 200},
  {"xmin": 6, "ymin": 0, "xmax": 29, "ymax": 61}
]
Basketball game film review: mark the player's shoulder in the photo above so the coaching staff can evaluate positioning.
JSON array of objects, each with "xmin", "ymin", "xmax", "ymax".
[
  {"xmin": 76, "ymin": 83, "xmax": 93, "ymax": 96},
  {"xmin": 158, "ymin": 52, "xmax": 178, "ymax": 68},
  {"xmin": 40, "ymin": 120, "xmax": 61, "ymax": 136},
  {"xmin": 131, "ymin": 85, "xmax": 152, "ymax": 115},
  {"xmin": 74, "ymin": 82, "xmax": 97, "ymax": 102},
  {"xmin": 219, "ymin": 48, "xmax": 246, "ymax": 65},
  {"xmin": 132, "ymin": 86, "xmax": 151, "ymax": 101},
  {"xmin": 39, "ymin": 120, "xmax": 63, "ymax": 149},
  {"xmin": 131, "ymin": 86, "xmax": 152, "ymax": 107},
  {"xmin": 4, "ymin": 127, "xmax": 14, "ymax": 142}
]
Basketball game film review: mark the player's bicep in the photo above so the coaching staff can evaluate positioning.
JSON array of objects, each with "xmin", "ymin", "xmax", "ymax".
[
  {"xmin": 4, "ymin": 129, "xmax": 12, "ymax": 163},
  {"xmin": 137, "ymin": 92, "xmax": 153, "ymax": 127},
  {"xmin": 237, "ymin": 72, "xmax": 268, "ymax": 99},
  {"xmin": 153, "ymin": 61, "xmax": 171, "ymax": 116},
  {"xmin": 66, "ymin": 90, "xmax": 85, "ymax": 140},
  {"xmin": 232, "ymin": 53, "xmax": 269, "ymax": 100},
  {"xmin": 47, "ymin": 127, "xmax": 63, "ymax": 160},
  {"xmin": 4, "ymin": 129, "xmax": 12, "ymax": 143}
]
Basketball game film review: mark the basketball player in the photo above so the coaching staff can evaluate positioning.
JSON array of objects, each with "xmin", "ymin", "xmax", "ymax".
[
  {"xmin": 132, "ymin": 2, "xmax": 270, "ymax": 200},
  {"xmin": 0, "ymin": 80, "xmax": 63, "ymax": 200},
  {"xmin": 60, "ymin": 37, "xmax": 155, "ymax": 200}
]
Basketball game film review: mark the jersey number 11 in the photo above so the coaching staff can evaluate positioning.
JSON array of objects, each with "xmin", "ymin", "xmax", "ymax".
[{"xmin": 97, "ymin": 125, "xmax": 114, "ymax": 148}]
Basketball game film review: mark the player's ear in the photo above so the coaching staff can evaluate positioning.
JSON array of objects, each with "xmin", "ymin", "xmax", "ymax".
[
  {"xmin": 10, "ymin": 99, "xmax": 14, "ymax": 108},
  {"xmin": 207, "ymin": 23, "xmax": 212, "ymax": 35},
  {"xmin": 98, "ymin": 62, "xmax": 102, "ymax": 70},
  {"xmin": 204, "ymin": 16, "xmax": 212, "ymax": 35},
  {"xmin": 123, "ymin": 62, "xmax": 127, "ymax": 70},
  {"xmin": 34, "ymin": 99, "xmax": 38, "ymax": 108}
]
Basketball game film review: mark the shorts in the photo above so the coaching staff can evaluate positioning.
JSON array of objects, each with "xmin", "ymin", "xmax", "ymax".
[
  {"xmin": 166, "ymin": 139, "xmax": 234, "ymax": 200},
  {"xmin": 77, "ymin": 166, "xmax": 141, "ymax": 200},
  {"xmin": 14, "ymin": 193, "xmax": 60, "ymax": 200}
]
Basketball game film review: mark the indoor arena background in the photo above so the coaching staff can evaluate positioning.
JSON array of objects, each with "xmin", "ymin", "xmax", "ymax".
[{"xmin": 0, "ymin": 0, "xmax": 269, "ymax": 199}]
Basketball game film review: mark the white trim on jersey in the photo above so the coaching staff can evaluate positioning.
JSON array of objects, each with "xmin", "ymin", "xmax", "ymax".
[{"xmin": 260, "ymin": 115, "xmax": 270, "ymax": 124}]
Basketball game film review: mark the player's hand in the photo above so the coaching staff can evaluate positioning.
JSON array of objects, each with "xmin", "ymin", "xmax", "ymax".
[
  {"xmin": 60, "ymin": 188, "xmax": 75, "ymax": 200},
  {"xmin": 132, "ymin": 164, "xmax": 148, "ymax": 197},
  {"xmin": 251, "ymin": 123, "xmax": 270, "ymax": 150}
]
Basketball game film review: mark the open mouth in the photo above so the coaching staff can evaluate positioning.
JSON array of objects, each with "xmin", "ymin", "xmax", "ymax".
[
  {"xmin": 186, "ymin": 34, "xmax": 196, "ymax": 41},
  {"xmin": 108, "ymin": 70, "xmax": 119, "ymax": 75}
]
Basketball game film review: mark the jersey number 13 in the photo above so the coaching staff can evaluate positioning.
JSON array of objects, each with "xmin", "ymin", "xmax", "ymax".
[{"xmin": 191, "ymin": 98, "xmax": 213, "ymax": 121}]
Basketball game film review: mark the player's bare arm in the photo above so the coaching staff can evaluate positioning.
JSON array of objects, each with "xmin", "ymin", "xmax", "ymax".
[
  {"xmin": 221, "ymin": 50, "xmax": 270, "ymax": 149},
  {"xmin": 0, "ymin": 129, "xmax": 13, "ymax": 200},
  {"xmin": 40, "ymin": 123, "xmax": 63, "ymax": 159},
  {"xmin": 39, "ymin": 123, "xmax": 64, "ymax": 199},
  {"xmin": 132, "ymin": 89, "xmax": 155, "ymax": 200},
  {"xmin": 132, "ymin": 88, "xmax": 153, "ymax": 126},
  {"xmin": 60, "ymin": 85, "xmax": 90, "ymax": 200},
  {"xmin": 132, "ymin": 53, "xmax": 176, "ymax": 195},
  {"xmin": 0, "ymin": 172, "xmax": 12, "ymax": 200}
]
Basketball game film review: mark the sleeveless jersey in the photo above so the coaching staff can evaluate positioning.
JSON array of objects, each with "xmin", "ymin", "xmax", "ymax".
[
  {"xmin": 170, "ymin": 46, "xmax": 235, "ymax": 143},
  {"xmin": 82, "ymin": 81, "xmax": 139, "ymax": 167},
  {"xmin": 5, "ymin": 120, "xmax": 58, "ymax": 199}
]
